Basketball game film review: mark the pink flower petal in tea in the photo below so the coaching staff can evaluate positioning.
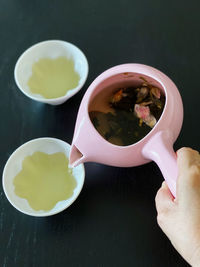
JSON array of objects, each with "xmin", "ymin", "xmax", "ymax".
[
  {"xmin": 134, "ymin": 104, "xmax": 150, "ymax": 120},
  {"xmin": 134, "ymin": 104, "xmax": 157, "ymax": 128}
]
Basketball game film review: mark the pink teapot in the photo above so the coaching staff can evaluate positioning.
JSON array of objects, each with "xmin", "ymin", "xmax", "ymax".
[{"xmin": 69, "ymin": 64, "xmax": 183, "ymax": 197}]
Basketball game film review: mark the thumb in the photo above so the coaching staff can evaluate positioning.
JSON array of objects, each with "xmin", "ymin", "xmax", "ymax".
[
  {"xmin": 176, "ymin": 147, "xmax": 200, "ymax": 200},
  {"xmin": 155, "ymin": 181, "xmax": 174, "ymax": 214}
]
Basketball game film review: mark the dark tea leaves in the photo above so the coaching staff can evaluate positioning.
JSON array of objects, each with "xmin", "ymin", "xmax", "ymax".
[{"xmin": 89, "ymin": 81, "xmax": 165, "ymax": 146}]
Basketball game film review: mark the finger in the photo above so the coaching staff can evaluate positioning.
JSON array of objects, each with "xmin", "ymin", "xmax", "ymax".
[
  {"xmin": 155, "ymin": 181, "xmax": 174, "ymax": 214},
  {"xmin": 177, "ymin": 147, "xmax": 200, "ymax": 174},
  {"xmin": 176, "ymin": 147, "xmax": 200, "ymax": 200}
]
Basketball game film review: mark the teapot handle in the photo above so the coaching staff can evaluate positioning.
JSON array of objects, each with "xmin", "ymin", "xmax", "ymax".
[{"xmin": 142, "ymin": 130, "xmax": 178, "ymax": 197}]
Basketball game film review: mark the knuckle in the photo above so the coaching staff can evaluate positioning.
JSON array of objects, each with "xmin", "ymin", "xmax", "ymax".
[
  {"xmin": 155, "ymin": 192, "xmax": 162, "ymax": 210},
  {"xmin": 155, "ymin": 187, "xmax": 164, "ymax": 201},
  {"xmin": 155, "ymin": 190, "xmax": 160, "ymax": 204},
  {"xmin": 157, "ymin": 213, "xmax": 165, "ymax": 227},
  {"xmin": 190, "ymin": 164, "xmax": 200, "ymax": 177},
  {"xmin": 157, "ymin": 205, "xmax": 169, "ymax": 215},
  {"xmin": 155, "ymin": 195, "xmax": 169, "ymax": 215},
  {"xmin": 187, "ymin": 165, "xmax": 200, "ymax": 188}
]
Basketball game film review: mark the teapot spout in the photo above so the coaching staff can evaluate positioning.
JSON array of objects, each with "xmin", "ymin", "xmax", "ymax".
[{"xmin": 69, "ymin": 145, "xmax": 85, "ymax": 167}]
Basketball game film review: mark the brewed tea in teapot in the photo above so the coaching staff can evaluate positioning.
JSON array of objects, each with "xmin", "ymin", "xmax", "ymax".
[{"xmin": 89, "ymin": 78, "xmax": 165, "ymax": 146}]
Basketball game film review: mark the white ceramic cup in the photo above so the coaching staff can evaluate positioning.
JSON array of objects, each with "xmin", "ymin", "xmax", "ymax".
[
  {"xmin": 14, "ymin": 40, "xmax": 89, "ymax": 105},
  {"xmin": 2, "ymin": 138, "xmax": 85, "ymax": 216}
]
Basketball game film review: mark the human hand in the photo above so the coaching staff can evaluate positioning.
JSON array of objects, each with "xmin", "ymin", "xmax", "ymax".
[{"xmin": 155, "ymin": 147, "xmax": 200, "ymax": 266}]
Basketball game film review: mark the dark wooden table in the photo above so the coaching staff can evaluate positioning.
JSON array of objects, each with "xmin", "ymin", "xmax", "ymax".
[{"xmin": 1, "ymin": 0, "xmax": 199, "ymax": 266}]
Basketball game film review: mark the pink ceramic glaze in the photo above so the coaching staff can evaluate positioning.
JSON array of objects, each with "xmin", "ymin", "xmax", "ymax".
[{"xmin": 70, "ymin": 64, "xmax": 183, "ymax": 197}]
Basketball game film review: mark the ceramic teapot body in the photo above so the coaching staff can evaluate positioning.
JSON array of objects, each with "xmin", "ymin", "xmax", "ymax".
[{"xmin": 70, "ymin": 64, "xmax": 183, "ymax": 196}]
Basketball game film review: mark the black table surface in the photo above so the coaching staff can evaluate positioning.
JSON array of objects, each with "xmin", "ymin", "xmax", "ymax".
[{"xmin": 1, "ymin": 0, "xmax": 199, "ymax": 266}]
